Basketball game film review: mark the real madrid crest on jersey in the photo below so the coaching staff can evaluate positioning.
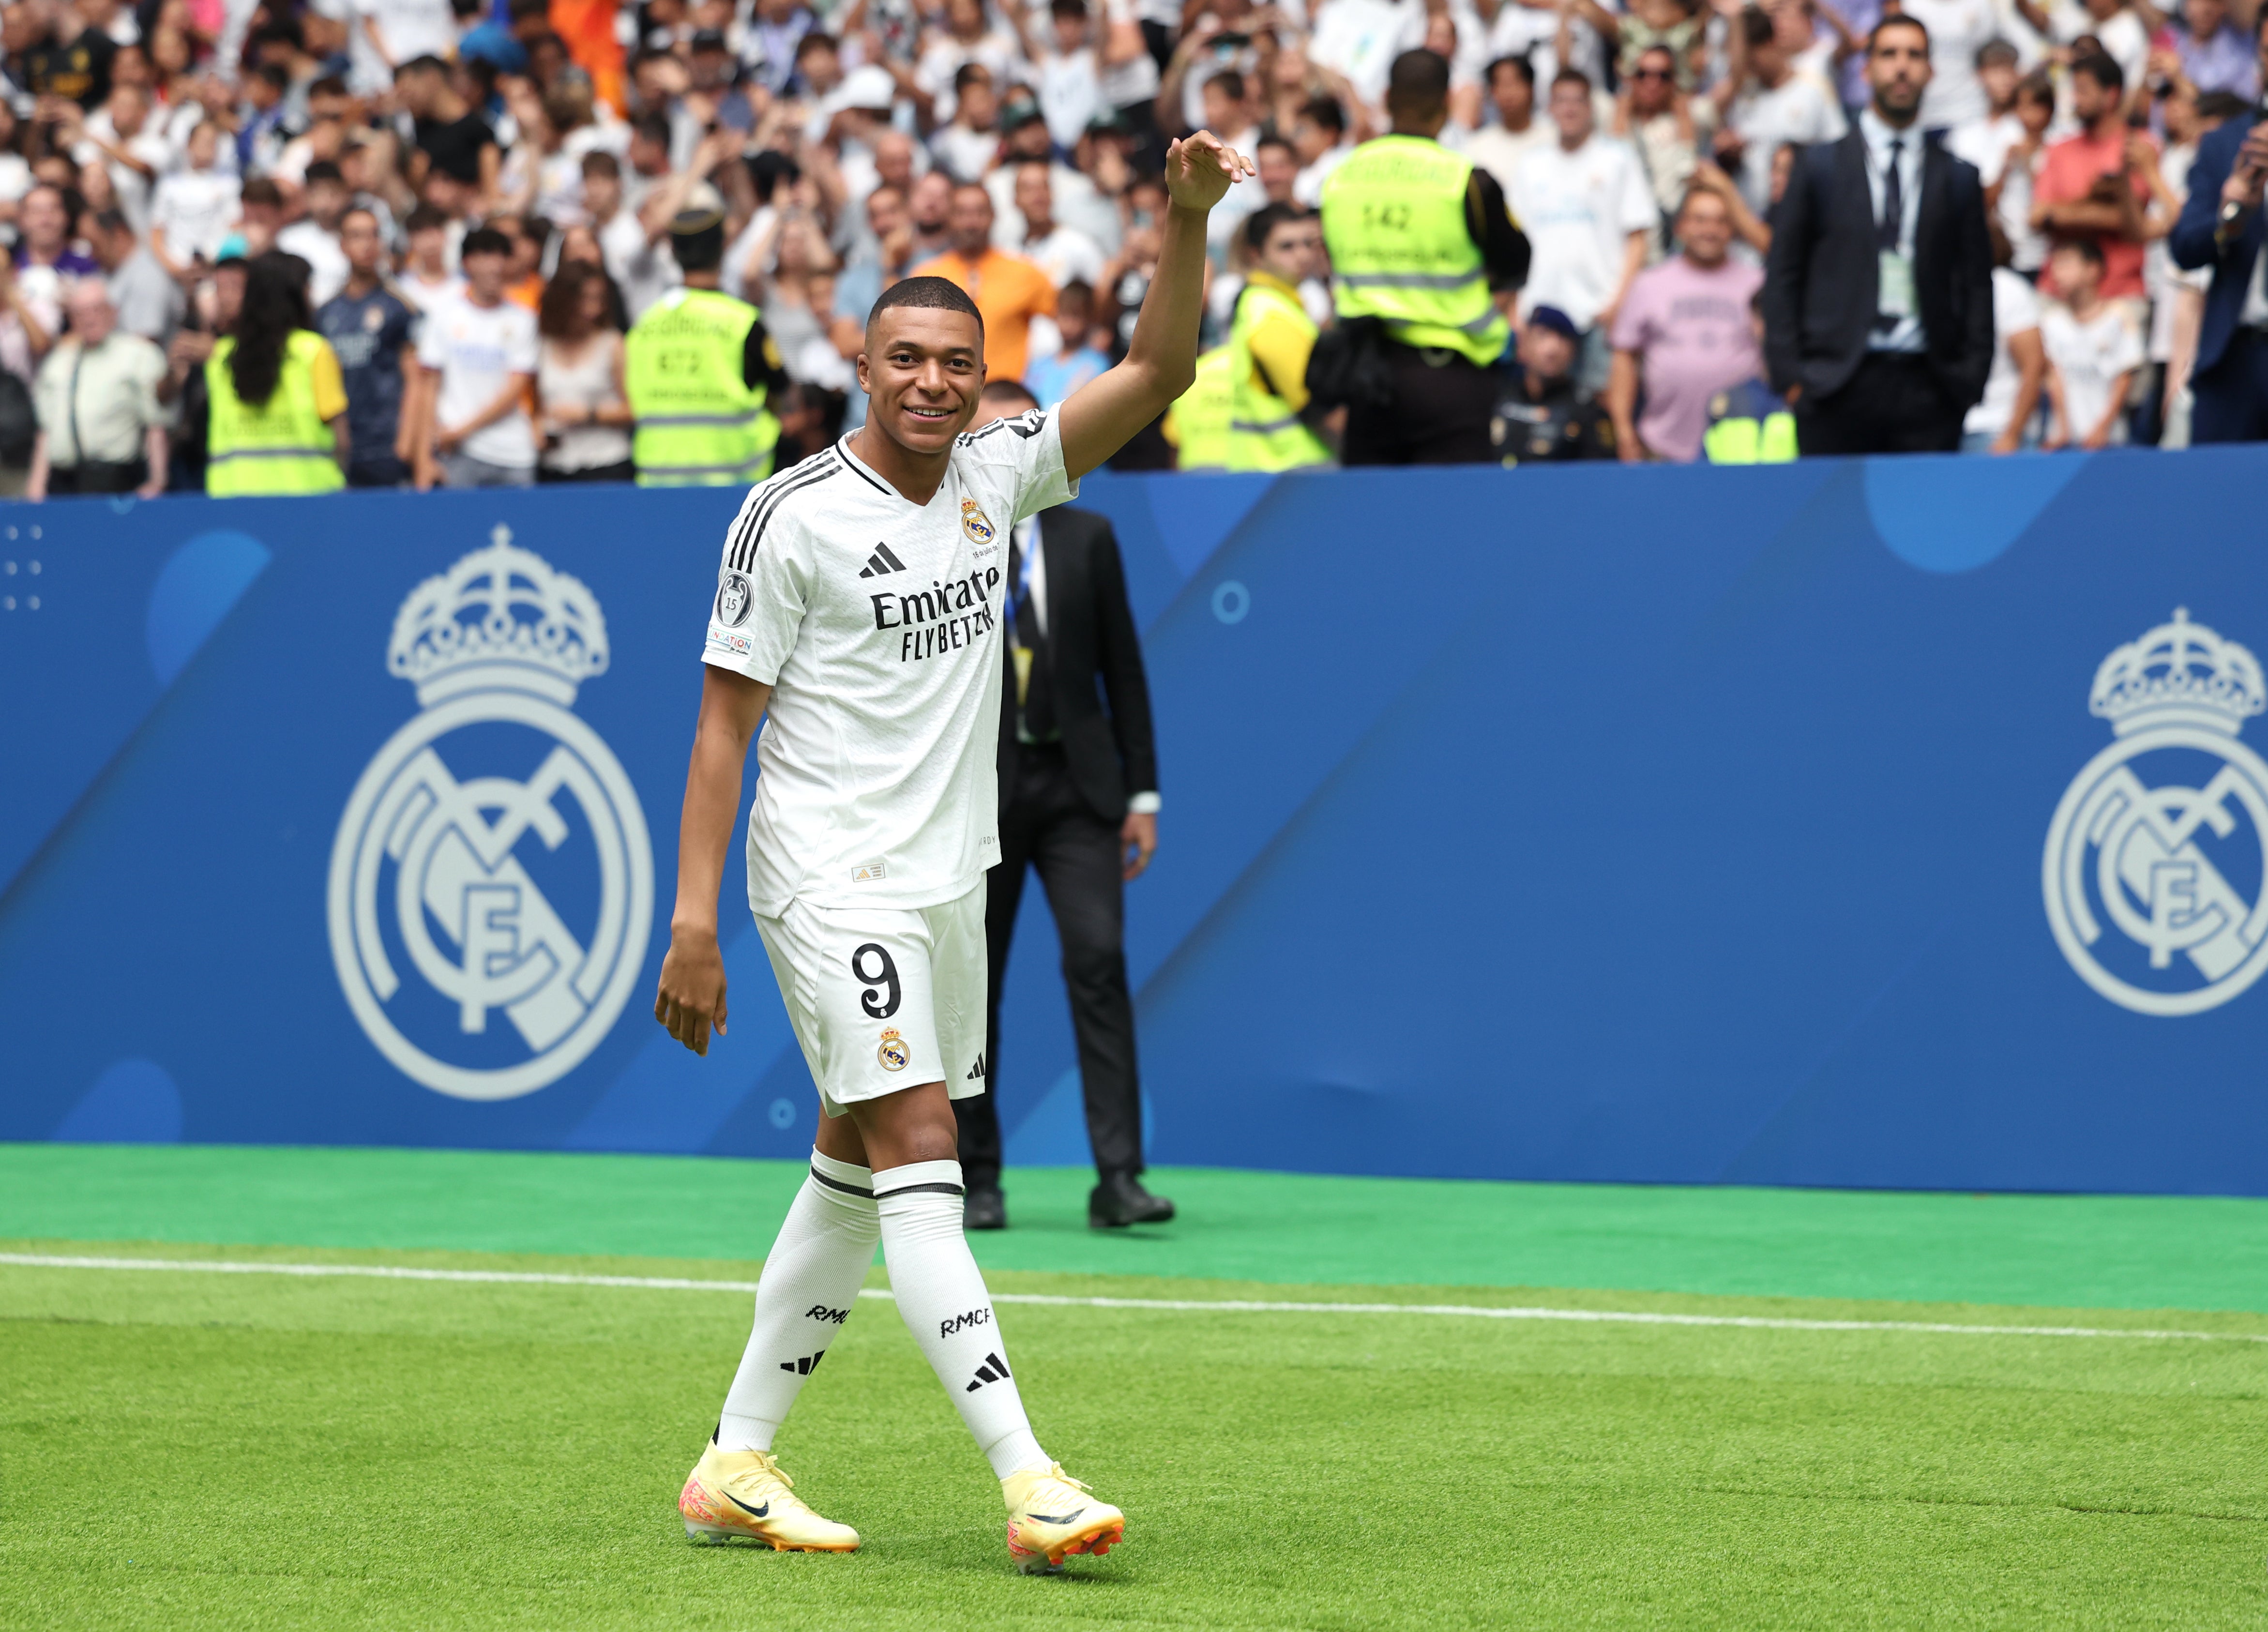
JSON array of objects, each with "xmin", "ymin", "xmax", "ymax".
[
  {"xmin": 325, "ymin": 527, "xmax": 654, "ymax": 1099},
  {"xmin": 2042, "ymin": 608, "xmax": 2268, "ymax": 1017},
  {"xmin": 960, "ymin": 499, "xmax": 995, "ymax": 545}
]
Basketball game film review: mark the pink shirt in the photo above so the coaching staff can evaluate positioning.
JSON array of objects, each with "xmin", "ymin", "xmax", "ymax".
[{"xmin": 1610, "ymin": 256, "xmax": 1765, "ymax": 463}]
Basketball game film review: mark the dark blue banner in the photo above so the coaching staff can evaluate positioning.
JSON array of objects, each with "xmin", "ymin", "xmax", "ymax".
[{"xmin": 4, "ymin": 451, "xmax": 2265, "ymax": 1194}]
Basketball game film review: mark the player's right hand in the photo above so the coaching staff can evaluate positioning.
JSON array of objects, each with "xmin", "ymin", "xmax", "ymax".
[{"xmin": 655, "ymin": 928, "xmax": 729, "ymax": 1056}]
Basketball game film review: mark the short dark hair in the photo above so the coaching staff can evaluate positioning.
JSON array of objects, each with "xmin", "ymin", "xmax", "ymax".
[
  {"xmin": 91, "ymin": 207, "xmax": 130, "ymax": 238},
  {"xmin": 1256, "ymin": 132, "xmax": 1295, "ymax": 157},
  {"xmin": 867, "ymin": 274, "xmax": 984, "ymax": 338},
  {"xmin": 1244, "ymin": 199, "xmax": 1310, "ymax": 254},
  {"xmin": 460, "ymin": 226, "xmax": 514, "ymax": 260},
  {"xmin": 1299, "ymin": 92, "xmax": 1346, "ymax": 133},
  {"xmin": 2070, "ymin": 50, "xmax": 2124, "ymax": 94},
  {"xmin": 1483, "ymin": 53, "xmax": 1533, "ymax": 89},
  {"xmin": 241, "ymin": 177, "xmax": 284, "ymax": 209},
  {"xmin": 1385, "ymin": 48, "xmax": 1451, "ymax": 114},
  {"xmin": 2015, "ymin": 67, "xmax": 2055, "ymax": 106},
  {"xmin": 1058, "ymin": 277, "xmax": 1093, "ymax": 307},
  {"xmin": 395, "ymin": 53, "xmax": 449, "ymax": 77},
  {"xmin": 1741, "ymin": 8, "xmax": 1775, "ymax": 49},
  {"xmin": 1050, "ymin": 0, "xmax": 1089, "ymax": 18},
  {"xmin": 1868, "ymin": 13, "xmax": 1930, "ymax": 50},
  {"xmin": 1206, "ymin": 68, "xmax": 1247, "ymax": 103},
  {"xmin": 980, "ymin": 378, "xmax": 1038, "ymax": 408},
  {"xmin": 405, "ymin": 202, "xmax": 451, "ymax": 234},
  {"xmin": 581, "ymin": 149, "xmax": 620, "ymax": 179},
  {"xmin": 1552, "ymin": 66, "xmax": 1593, "ymax": 93},
  {"xmin": 794, "ymin": 30, "xmax": 837, "ymax": 60},
  {"xmin": 632, "ymin": 111, "xmax": 671, "ymax": 148},
  {"xmin": 2053, "ymin": 235, "xmax": 2107, "ymax": 269},
  {"xmin": 1975, "ymin": 37, "xmax": 2018, "ymax": 69},
  {"xmin": 303, "ymin": 160, "xmax": 344, "ymax": 186},
  {"xmin": 309, "ymin": 74, "xmax": 349, "ymax": 99},
  {"xmin": 341, "ymin": 204, "xmax": 381, "ymax": 230},
  {"xmin": 954, "ymin": 61, "xmax": 993, "ymax": 91},
  {"xmin": 2196, "ymin": 89, "xmax": 2250, "ymax": 123}
]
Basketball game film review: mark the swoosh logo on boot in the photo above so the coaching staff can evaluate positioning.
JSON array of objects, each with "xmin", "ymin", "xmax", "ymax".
[
  {"xmin": 725, "ymin": 1493, "xmax": 772, "ymax": 1519},
  {"xmin": 1028, "ymin": 1508, "xmax": 1086, "ymax": 1524}
]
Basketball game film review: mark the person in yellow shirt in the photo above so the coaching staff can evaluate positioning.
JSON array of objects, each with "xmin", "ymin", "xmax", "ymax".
[
  {"xmin": 1226, "ymin": 203, "xmax": 1333, "ymax": 470},
  {"xmin": 910, "ymin": 183, "xmax": 1057, "ymax": 383},
  {"xmin": 205, "ymin": 252, "xmax": 348, "ymax": 496}
]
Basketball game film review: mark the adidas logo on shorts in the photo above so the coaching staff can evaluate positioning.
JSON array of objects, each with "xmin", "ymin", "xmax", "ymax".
[{"xmin": 966, "ymin": 1054, "xmax": 986, "ymax": 1081}]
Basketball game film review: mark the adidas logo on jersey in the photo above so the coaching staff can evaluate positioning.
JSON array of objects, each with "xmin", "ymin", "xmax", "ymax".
[
  {"xmin": 966, "ymin": 1054, "xmax": 986, "ymax": 1081},
  {"xmin": 858, "ymin": 543, "xmax": 908, "ymax": 578},
  {"xmin": 964, "ymin": 1350, "xmax": 1012, "ymax": 1392},
  {"xmin": 779, "ymin": 1350, "xmax": 828, "ymax": 1375}
]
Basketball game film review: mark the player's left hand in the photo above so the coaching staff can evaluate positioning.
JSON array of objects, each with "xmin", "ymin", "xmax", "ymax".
[
  {"xmin": 1163, "ymin": 131, "xmax": 1255, "ymax": 213},
  {"xmin": 1121, "ymin": 811, "xmax": 1157, "ymax": 880}
]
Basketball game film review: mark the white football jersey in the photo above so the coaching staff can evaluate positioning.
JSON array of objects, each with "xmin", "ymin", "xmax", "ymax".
[{"xmin": 702, "ymin": 409, "xmax": 1078, "ymax": 915}]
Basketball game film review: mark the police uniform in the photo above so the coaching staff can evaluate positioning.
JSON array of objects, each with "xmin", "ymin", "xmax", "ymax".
[
  {"xmin": 1701, "ymin": 378, "xmax": 1799, "ymax": 464},
  {"xmin": 1320, "ymin": 133, "xmax": 1529, "ymax": 465},
  {"xmin": 1491, "ymin": 372, "xmax": 1616, "ymax": 465},
  {"xmin": 203, "ymin": 329, "xmax": 348, "ymax": 496}
]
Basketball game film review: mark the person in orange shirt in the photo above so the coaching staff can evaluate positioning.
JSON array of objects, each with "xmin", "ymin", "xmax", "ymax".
[{"xmin": 911, "ymin": 183, "xmax": 1056, "ymax": 381}]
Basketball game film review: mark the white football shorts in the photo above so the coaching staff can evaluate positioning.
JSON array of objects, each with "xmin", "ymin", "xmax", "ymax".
[{"xmin": 753, "ymin": 882, "xmax": 988, "ymax": 1118}]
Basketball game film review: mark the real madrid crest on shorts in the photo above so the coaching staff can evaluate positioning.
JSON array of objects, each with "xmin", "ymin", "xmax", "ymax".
[
  {"xmin": 325, "ymin": 527, "xmax": 654, "ymax": 1099},
  {"xmin": 960, "ymin": 499, "xmax": 996, "ymax": 545},
  {"xmin": 2042, "ymin": 608, "xmax": 2268, "ymax": 1017},
  {"xmin": 877, "ymin": 1027, "xmax": 911, "ymax": 1072}
]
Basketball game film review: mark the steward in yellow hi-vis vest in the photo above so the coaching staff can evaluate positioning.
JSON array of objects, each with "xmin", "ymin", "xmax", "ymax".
[
  {"xmin": 205, "ymin": 258, "xmax": 348, "ymax": 496},
  {"xmin": 1226, "ymin": 203, "xmax": 1332, "ymax": 472},
  {"xmin": 626, "ymin": 207, "xmax": 785, "ymax": 486},
  {"xmin": 1702, "ymin": 378, "xmax": 1799, "ymax": 464},
  {"xmin": 1317, "ymin": 48, "xmax": 1529, "ymax": 466},
  {"xmin": 1165, "ymin": 345, "xmax": 1233, "ymax": 469}
]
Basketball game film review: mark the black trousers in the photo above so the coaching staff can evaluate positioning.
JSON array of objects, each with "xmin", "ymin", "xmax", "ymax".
[
  {"xmin": 48, "ymin": 459, "xmax": 144, "ymax": 494},
  {"xmin": 1795, "ymin": 353, "xmax": 1965, "ymax": 454},
  {"xmin": 2192, "ymin": 330, "xmax": 2268, "ymax": 443},
  {"xmin": 1341, "ymin": 342, "xmax": 1500, "ymax": 466},
  {"xmin": 957, "ymin": 743, "xmax": 1145, "ymax": 1187}
]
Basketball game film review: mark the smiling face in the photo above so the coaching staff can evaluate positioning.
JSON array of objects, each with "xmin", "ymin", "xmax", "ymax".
[{"xmin": 859, "ymin": 304, "xmax": 987, "ymax": 456}]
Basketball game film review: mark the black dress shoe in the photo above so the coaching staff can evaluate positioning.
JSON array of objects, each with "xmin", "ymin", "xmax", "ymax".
[
  {"xmin": 1088, "ymin": 1172, "xmax": 1175, "ymax": 1228},
  {"xmin": 964, "ymin": 1184, "xmax": 1008, "ymax": 1230}
]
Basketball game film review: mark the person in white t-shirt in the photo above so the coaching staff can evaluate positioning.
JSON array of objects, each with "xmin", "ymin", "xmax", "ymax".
[
  {"xmin": 396, "ymin": 201, "xmax": 464, "ymax": 314},
  {"xmin": 1012, "ymin": 160, "xmax": 1107, "ymax": 289},
  {"xmin": 149, "ymin": 120, "xmax": 242, "ymax": 278},
  {"xmin": 1466, "ymin": 52, "xmax": 1552, "ymax": 197},
  {"xmin": 1963, "ymin": 257, "xmax": 2047, "ymax": 451},
  {"xmin": 1511, "ymin": 68, "xmax": 1658, "ymax": 379},
  {"xmin": 2040, "ymin": 237, "xmax": 2142, "ymax": 448},
  {"xmin": 273, "ymin": 162, "xmax": 354, "ymax": 308},
  {"xmin": 654, "ymin": 130, "xmax": 1254, "ymax": 1576},
  {"xmin": 1715, "ymin": 5, "xmax": 1846, "ymax": 224},
  {"xmin": 411, "ymin": 226, "xmax": 540, "ymax": 486},
  {"xmin": 348, "ymin": 0, "xmax": 456, "ymax": 94}
]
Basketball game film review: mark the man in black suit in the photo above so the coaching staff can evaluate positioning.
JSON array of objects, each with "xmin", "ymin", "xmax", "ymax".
[
  {"xmin": 2170, "ymin": 17, "xmax": 2268, "ymax": 441},
  {"xmin": 958, "ymin": 380, "xmax": 1173, "ymax": 1232},
  {"xmin": 1762, "ymin": 15, "xmax": 1994, "ymax": 454}
]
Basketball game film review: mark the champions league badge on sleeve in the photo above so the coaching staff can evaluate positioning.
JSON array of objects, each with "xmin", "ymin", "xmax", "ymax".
[
  {"xmin": 326, "ymin": 527, "xmax": 654, "ymax": 1099},
  {"xmin": 2043, "ymin": 608, "xmax": 2268, "ymax": 1018}
]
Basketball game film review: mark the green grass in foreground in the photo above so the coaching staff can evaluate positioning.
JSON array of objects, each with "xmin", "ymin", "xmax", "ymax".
[{"xmin": 4, "ymin": 1239, "xmax": 2266, "ymax": 1630}]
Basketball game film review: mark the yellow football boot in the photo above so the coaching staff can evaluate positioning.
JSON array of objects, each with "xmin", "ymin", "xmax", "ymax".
[
  {"xmin": 1001, "ymin": 1463, "xmax": 1124, "ymax": 1573},
  {"xmin": 679, "ymin": 1442, "xmax": 860, "ymax": 1552}
]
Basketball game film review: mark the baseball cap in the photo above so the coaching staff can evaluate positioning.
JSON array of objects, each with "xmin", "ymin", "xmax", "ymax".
[
  {"xmin": 1527, "ymin": 304, "xmax": 1580, "ymax": 341},
  {"xmin": 999, "ymin": 92, "xmax": 1045, "ymax": 131}
]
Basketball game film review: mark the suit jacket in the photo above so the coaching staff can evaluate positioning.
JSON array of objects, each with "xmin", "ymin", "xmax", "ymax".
[
  {"xmin": 1763, "ymin": 128, "xmax": 1995, "ymax": 408},
  {"xmin": 997, "ymin": 505, "xmax": 1159, "ymax": 824},
  {"xmin": 2170, "ymin": 114, "xmax": 2264, "ymax": 377}
]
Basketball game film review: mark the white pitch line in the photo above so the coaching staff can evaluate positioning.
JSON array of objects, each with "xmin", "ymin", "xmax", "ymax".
[{"xmin": 2, "ymin": 1253, "xmax": 2264, "ymax": 1345}]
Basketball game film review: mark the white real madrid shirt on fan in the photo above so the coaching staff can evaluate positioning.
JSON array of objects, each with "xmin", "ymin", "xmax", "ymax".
[{"xmin": 702, "ymin": 408, "xmax": 1077, "ymax": 918}]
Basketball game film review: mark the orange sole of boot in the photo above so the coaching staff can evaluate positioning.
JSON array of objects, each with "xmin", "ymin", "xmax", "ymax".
[{"xmin": 1014, "ymin": 1520, "xmax": 1126, "ymax": 1573}]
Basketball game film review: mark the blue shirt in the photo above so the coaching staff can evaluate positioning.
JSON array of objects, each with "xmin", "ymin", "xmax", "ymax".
[
  {"xmin": 316, "ymin": 283, "xmax": 415, "ymax": 470},
  {"xmin": 1025, "ymin": 346, "xmax": 1110, "ymax": 409}
]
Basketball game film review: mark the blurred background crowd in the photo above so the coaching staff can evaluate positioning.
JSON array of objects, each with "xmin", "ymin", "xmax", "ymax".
[{"xmin": 2, "ymin": 0, "xmax": 2264, "ymax": 496}]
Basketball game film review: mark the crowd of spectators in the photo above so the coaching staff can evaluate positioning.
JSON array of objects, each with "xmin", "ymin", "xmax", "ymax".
[{"xmin": 0, "ymin": 0, "xmax": 2263, "ymax": 495}]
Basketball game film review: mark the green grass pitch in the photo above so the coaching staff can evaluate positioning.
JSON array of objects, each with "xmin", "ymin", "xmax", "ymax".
[{"xmin": 3, "ymin": 1146, "xmax": 2266, "ymax": 1629}]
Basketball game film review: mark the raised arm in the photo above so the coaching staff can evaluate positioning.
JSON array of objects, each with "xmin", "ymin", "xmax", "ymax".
[
  {"xmin": 654, "ymin": 665, "xmax": 774, "ymax": 1055},
  {"xmin": 1057, "ymin": 130, "xmax": 1252, "ymax": 479}
]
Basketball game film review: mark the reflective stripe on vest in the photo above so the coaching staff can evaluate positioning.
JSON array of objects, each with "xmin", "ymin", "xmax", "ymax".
[
  {"xmin": 1226, "ymin": 278, "xmax": 1331, "ymax": 473},
  {"xmin": 1702, "ymin": 411, "xmax": 1799, "ymax": 464},
  {"xmin": 625, "ymin": 287, "xmax": 775, "ymax": 486},
  {"xmin": 1320, "ymin": 135, "xmax": 1509, "ymax": 368},
  {"xmin": 1171, "ymin": 347, "xmax": 1235, "ymax": 470},
  {"xmin": 204, "ymin": 329, "xmax": 344, "ymax": 497}
]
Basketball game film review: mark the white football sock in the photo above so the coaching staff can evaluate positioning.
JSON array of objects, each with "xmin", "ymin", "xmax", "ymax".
[
  {"xmin": 872, "ymin": 1159, "xmax": 1049, "ymax": 1479},
  {"xmin": 714, "ymin": 1149, "xmax": 880, "ymax": 1453}
]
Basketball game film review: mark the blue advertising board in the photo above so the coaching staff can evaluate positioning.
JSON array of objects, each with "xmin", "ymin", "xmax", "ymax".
[{"xmin": 3, "ymin": 450, "xmax": 2266, "ymax": 1194}]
